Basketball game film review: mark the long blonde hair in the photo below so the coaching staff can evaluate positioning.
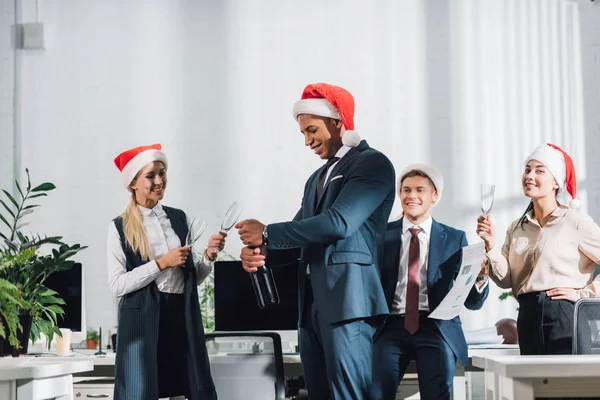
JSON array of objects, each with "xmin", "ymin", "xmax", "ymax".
[{"xmin": 122, "ymin": 191, "xmax": 152, "ymax": 261}]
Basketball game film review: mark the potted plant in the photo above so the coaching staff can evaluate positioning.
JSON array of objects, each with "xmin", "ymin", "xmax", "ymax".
[
  {"xmin": 0, "ymin": 276, "xmax": 25, "ymax": 353},
  {"xmin": 198, "ymin": 250, "xmax": 236, "ymax": 333},
  {"xmin": 0, "ymin": 169, "xmax": 88, "ymax": 355},
  {"xmin": 86, "ymin": 329, "xmax": 99, "ymax": 350}
]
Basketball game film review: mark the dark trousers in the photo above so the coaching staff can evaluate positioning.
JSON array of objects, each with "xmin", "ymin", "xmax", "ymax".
[
  {"xmin": 157, "ymin": 292, "xmax": 191, "ymax": 398},
  {"xmin": 517, "ymin": 291, "xmax": 574, "ymax": 355},
  {"xmin": 298, "ymin": 279, "xmax": 376, "ymax": 400},
  {"xmin": 370, "ymin": 314, "xmax": 455, "ymax": 400},
  {"xmin": 517, "ymin": 292, "xmax": 600, "ymax": 400}
]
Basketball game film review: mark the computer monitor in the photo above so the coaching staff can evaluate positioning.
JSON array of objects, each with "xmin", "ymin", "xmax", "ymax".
[
  {"xmin": 214, "ymin": 260, "xmax": 299, "ymax": 331},
  {"xmin": 44, "ymin": 262, "xmax": 86, "ymax": 339}
]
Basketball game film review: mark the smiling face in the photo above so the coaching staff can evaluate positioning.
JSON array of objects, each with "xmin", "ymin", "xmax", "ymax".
[
  {"xmin": 522, "ymin": 159, "xmax": 559, "ymax": 201},
  {"xmin": 400, "ymin": 173, "xmax": 438, "ymax": 224},
  {"xmin": 297, "ymin": 114, "xmax": 343, "ymax": 160},
  {"xmin": 130, "ymin": 161, "xmax": 167, "ymax": 208}
]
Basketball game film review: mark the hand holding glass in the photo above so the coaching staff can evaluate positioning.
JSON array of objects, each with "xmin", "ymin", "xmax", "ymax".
[
  {"xmin": 213, "ymin": 202, "xmax": 243, "ymax": 254},
  {"xmin": 479, "ymin": 184, "xmax": 495, "ymax": 239}
]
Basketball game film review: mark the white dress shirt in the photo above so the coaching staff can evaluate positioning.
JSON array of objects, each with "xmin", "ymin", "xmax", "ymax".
[
  {"xmin": 322, "ymin": 145, "xmax": 351, "ymax": 187},
  {"xmin": 306, "ymin": 145, "xmax": 352, "ymax": 276},
  {"xmin": 107, "ymin": 203, "xmax": 214, "ymax": 297},
  {"xmin": 391, "ymin": 217, "xmax": 433, "ymax": 314}
]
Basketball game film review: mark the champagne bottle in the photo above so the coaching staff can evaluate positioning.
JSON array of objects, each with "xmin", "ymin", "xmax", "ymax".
[{"xmin": 249, "ymin": 246, "xmax": 280, "ymax": 309}]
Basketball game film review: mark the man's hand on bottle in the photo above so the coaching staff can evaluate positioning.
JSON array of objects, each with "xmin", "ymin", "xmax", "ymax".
[{"xmin": 240, "ymin": 246, "xmax": 265, "ymax": 273}]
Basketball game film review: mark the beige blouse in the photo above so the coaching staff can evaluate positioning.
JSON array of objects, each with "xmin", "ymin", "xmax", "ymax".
[{"xmin": 486, "ymin": 205, "xmax": 600, "ymax": 298}]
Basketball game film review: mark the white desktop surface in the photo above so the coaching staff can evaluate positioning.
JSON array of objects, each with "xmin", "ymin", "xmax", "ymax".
[
  {"xmin": 0, "ymin": 358, "xmax": 93, "ymax": 400},
  {"xmin": 0, "ymin": 358, "xmax": 93, "ymax": 381},
  {"xmin": 473, "ymin": 354, "xmax": 600, "ymax": 400}
]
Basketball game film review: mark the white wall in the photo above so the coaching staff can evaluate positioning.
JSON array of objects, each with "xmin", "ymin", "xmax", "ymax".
[
  {"xmin": 0, "ymin": 0, "xmax": 15, "ymax": 192},
  {"xmin": 1, "ymin": 0, "xmax": 599, "ymax": 339}
]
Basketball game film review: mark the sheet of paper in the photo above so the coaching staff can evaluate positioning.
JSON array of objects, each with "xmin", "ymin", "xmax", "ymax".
[{"xmin": 428, "ymin": 242, "xmax": 486, "ymax": 320}]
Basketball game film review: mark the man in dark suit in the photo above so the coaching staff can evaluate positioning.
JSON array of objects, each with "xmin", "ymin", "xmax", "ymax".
[
  {"xmin": 236, "ymin": 83, "xmax": 395, "ymax": 399},
  {"xmin": 371, "ymin": 163, "xmax": 489, "ymax": 400}
]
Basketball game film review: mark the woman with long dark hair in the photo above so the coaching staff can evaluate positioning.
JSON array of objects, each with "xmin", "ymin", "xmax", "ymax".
[{"xmin": 477, "ymin": 143, "xmax": 600, "ymax": 355}]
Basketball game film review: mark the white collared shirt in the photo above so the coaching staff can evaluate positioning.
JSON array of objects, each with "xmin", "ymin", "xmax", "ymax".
[
  {"xmin": 323, "ymin": 145, "xmax": 351, "ymax": 188},
  {"xmin": 391, "ymin": 217, "xmax": 433, "ymax": 314},
  {"xmin": 107, "ymin": 203, "xmax": 213, "ymax": 297}
]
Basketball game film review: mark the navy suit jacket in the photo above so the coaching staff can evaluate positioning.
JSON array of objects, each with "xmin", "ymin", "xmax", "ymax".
[
  {"xmin": 381, "ymin": 218, "xmax": 489, "ymax": 366},
  {"xmin": 267, "ymin": 140, "xmax": 395, "ymax": 326}
]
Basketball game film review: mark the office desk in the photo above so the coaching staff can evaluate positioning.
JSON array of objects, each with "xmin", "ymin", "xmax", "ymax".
[
  {"xmin": 47, "ymin": 345, "xmax": 520, "ymax": 400},
  {"xmin": 0, "ymin": 358, "xmax": 93, "ymax": 400},
  {"xmin": 472, "ymin": 354, "xmax": 600, "ymax": 400}
]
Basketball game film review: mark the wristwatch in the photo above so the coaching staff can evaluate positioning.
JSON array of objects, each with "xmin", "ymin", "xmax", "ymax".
[{"xmin": 262, "ymin": 225, "xmax": 269, "ymax": 246}]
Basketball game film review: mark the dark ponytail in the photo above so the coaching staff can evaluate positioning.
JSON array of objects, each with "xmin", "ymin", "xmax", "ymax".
[{"xmin": 513, "ymin": 200, "xmax": 534, "ymax": 232}]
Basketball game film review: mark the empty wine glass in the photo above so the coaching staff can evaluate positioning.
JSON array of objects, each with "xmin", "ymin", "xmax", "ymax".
[
  {"xmin": 213, "ymin": 202, "xmax": 243, "ymax": 254},
  {"xmin": 221, "ymin": 201, "xmax": 243, "ymax": 232},
  {"xmin": 186, "ymin": 217, "xmax": 207, "ymax": 247},
  {"xmin": 480, "ymin": 184, "xmax": 495, "ymax": 215}
]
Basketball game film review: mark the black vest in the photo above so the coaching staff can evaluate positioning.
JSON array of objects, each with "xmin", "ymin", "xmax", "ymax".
[{"xmin": 112, "ymin": 205, "xmax": 216, "ymax": 400}]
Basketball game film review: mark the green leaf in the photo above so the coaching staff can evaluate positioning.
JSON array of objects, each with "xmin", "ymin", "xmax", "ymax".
[
  {"xmin": 0, "ymin": 199, "xmax": 16, "ymax": 219},
  {"xmin": 15, "ymin": 181, "xmax": 24, "ymax": 200},
  {"xmin": 1, "ymin": 190, "xmax": 19, "ymax": 209},
  {"xmin": 47, "ymin": 305, "xmax": 64, "ymax": 314},
  {"xmin": 15, "ymin": 222, "xmax": 30, "ymax": 230},
  {"xmin": 31, "ymin": 183, "xmax": 56, "ymax": 192},
  {"xmin": 0, "ymin": 213, "xmax": 11, "ymax": 230},
  {"xmin": 25, "ymin": 168, "xmax": 31, "ymax": 191},
  {"xmin": 19, "ymin": 209, "xmax": 34, "ymax": 217},
  {"xmin": 38, "ymin": 288, "xmax": 58, "ymax": 297},
  {"xmin": 23, "ymin": 204, "xmax": 40, "ymax": 210},
  {"xmin": 28, "ymin": 193, "xmax": 47, "ymax": 199}
]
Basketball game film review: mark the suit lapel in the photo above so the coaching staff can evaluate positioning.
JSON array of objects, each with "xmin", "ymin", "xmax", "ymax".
[
  {"xmin": 427, "ymin": 219, "xmax": 446, "ymax": 287},
  {"xmin": 304, "ymin": 170, "xmax": 320, "ymax": 217},
  {"xmin": 386, "ymin": 219, "xmax": 403, "ymax": 305},
  {"xmin": 314, "ymin": 140, "xmax": 368, "ymax": 211}
]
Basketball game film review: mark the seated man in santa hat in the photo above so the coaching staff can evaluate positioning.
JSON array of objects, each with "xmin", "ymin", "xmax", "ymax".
[
  {"xmin": 371, "ymin": 163, "xmax": 489, "ymax": 400},
  {"xmin": 236, "ymin": 82, "xmax": 395, "ymax": 399}
]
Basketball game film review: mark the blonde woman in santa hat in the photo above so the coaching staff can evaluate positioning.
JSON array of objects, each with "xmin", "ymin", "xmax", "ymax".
[
  {"xmin": 477, "ymin": 143, "xmax": 600, "ymax": 355},
  {"xmin": 108, "ymin": 143, "xmax": 225, "ymax": 400}
]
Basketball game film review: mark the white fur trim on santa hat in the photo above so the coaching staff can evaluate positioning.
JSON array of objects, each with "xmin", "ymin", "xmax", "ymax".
[
  {"xmin": 398, "ymin": 163, "xmax": 444, "ymax": 205},
  {"xmin": 525, "ymin": 145, "xmax": 566, "ymax": 191},
  {"xmin": 341, "ymin": 130, "xmax": 361, "ymax": 148},
  {"xmin": 525, "ymin": 144, "xmax": 580, "ymax": 207},
  {"xmin": 293, "ymin": 98, "xmax": 341, "ymax": 121},
  {"xmin": 121, "ymin": 149, "xmax": 168, "ymax": 189}
]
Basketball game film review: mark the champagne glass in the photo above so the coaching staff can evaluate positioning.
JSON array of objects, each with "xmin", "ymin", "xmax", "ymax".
[
  {"xmin": 479, "ymin": 184, "xmax": 495, "ymax": 240},
  {"xmin": 221, "ymin": 201, "xmax": 243, "ymax": 232},
  {"xmin": 186, "ymin": 217, "xmax": 208, "ymax": 247},
  {"xmin": 480, "ymin": 184, "xmax": 495, "ymax": 216},
  {"xmin": 212, "ymin": 202, "xmax": 243, "ymax": 254}
]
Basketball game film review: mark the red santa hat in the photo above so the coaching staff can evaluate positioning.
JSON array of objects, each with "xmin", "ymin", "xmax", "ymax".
[
  {"xmin": 525, "ymin": 143, "xmax": 579, "ymax": 208},
  {"xmin": 114, "ymin": 143, "xmax": 168, "ymax": 190},
  {"xmin": 292, "ymin": 83, "xmax": 362, "ymax": 147}
]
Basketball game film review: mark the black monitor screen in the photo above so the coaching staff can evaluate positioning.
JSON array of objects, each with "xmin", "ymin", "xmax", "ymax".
[
  {"xmin": 44, "ymin": 263, "xmax": 82, "ymax": 331},
  {"xmin": 214, "ymin": 260, "xmax": 299, "ymax": 331}
]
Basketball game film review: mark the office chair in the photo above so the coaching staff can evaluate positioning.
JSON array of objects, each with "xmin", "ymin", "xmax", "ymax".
[
  {"xmin": 205, "ymin": 331, "xmax": 285, "ymax": 400},
  {"xmin": 573, "ymin": 298, "xmax": 600, "ymax": 354}
]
